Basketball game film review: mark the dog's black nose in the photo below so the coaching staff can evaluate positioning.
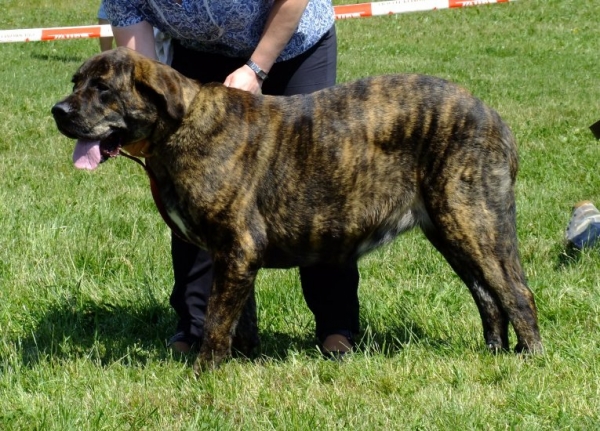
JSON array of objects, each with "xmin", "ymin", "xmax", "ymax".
[{"xmin": 51, "ymin": 101, "xmax": 71, "ymax": 119}]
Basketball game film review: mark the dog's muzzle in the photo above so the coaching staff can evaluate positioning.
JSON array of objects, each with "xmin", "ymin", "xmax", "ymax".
[{"xmin": 52, "ymin": 100, "xmax": 123, "ymax": 170}]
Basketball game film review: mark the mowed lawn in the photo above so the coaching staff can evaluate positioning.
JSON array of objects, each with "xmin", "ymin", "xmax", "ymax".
[{"xmin": 1, "ymin": 0, "xmax": 599, "ymax": 429}]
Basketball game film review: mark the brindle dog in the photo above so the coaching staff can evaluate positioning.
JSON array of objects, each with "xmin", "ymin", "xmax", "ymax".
[{"xmin": 52, "ymin": 47, "xmax": 542, "ymax": 373}]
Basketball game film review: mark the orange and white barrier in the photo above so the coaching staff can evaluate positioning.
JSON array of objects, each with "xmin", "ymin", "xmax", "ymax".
[
  {"xmin": 0, "ymin": 25, "xmax": 114, "ymax": 43},
  {"xmin": 0, "ymin": 0, "xmax": 514, "ymax": 43},
  {"xmin": 335, "ymin": 0, "xmax": 512, "ymax": 19}
]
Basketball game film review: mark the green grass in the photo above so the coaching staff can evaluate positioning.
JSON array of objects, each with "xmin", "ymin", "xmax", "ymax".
[{"xmin": 1, "ymin": 0, "xmax": 600, "ymax": 428}]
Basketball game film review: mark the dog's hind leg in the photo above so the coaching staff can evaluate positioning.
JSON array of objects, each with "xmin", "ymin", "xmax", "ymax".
[
  {"xmin": 421, "ymin": 219, "xmax": 542, "ymax": 353},
  {"xmin": 419, "ymin": 184, "xmax": 542, "ymax": 354}
]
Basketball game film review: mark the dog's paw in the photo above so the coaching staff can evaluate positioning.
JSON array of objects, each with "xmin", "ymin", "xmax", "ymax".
[
  {"xmin": 193, "ymin": 338, "xmax": 233, "ymax": 374},
  {"xmin": 193, "ymin": 351, "xmax": 226, "ymax": 375}
]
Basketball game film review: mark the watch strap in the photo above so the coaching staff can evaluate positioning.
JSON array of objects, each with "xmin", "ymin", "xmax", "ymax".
[{"xmin": 245, "ymin": 59, "xmax": 268, "ymax": 81}]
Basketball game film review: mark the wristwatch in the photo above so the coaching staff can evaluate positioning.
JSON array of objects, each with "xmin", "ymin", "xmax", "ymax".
[{"xmin": 245, "ymin": 59, "xmax": 268, "ymax": 81}]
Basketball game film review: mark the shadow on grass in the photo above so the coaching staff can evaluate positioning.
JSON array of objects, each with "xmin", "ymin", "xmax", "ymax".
[
  {"xmin": 354, "ymin": 322, "xmax": 452, "ymax": 358},
  {"xmin": 18, "ymin": 299, "xmax": 441, "ymax": 368},
  {"xmin": 253, "ymin": 326, "xmax": 443, "ymax": 363},
  {"xmin": 17, "ymin": 299, "xmax": 318, "ymax": 367},
  {"xmin": 554, "ymin": 241, "xmax": 598, "ymax": 269},
  {"xmin": 19, "ymin": 299, "xmax": 176, "ymax": 367}
]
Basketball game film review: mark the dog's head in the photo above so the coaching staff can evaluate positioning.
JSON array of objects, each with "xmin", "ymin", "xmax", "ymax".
[{"xmin": 52, "ymin": 47, "xmax": 189, "ymax": 170}]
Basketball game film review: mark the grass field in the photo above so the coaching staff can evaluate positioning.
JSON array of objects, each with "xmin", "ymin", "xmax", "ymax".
[{"xmin": 1, "ymin": 0, "xmax": 600, "ymax": 429}]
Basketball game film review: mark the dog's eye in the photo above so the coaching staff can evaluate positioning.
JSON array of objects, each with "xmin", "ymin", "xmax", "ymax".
[
  {"xmin": 89, "ymin": 78, "xmax": 110, "ymax": 93},
  {"xmin": 95, "ymin": 82, "xmax": 110, "ymax": 93}
]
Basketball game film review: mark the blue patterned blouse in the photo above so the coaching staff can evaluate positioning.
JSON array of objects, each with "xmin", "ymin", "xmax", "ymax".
[{"xmin": 103, "ymin": 0, "xmax": 335, "ymax": 62}]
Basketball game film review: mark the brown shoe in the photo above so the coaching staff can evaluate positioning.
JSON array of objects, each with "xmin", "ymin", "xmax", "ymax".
[
  {"xmin": 321, "ymin": 333, "xmax": 354, "ymax": 360},
  {"xmin": 167, "ymin": 331, "xmax": 199, "ymax": 353}
]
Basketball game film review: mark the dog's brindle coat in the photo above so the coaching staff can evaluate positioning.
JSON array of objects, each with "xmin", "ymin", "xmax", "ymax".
[{"xmin": 52, "ymin": 47, "xmax": 542, "ymax": 372}]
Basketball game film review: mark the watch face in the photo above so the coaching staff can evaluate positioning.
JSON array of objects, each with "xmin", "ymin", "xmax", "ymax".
[{"xmin": 247, "ymin": 60, "xmax": 267, "ymax": 80}]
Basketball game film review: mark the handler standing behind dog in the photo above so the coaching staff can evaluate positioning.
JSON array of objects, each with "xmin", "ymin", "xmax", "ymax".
[{"xmin": 103, "ymin": 0, "xmax": 359, "ymax": 356}]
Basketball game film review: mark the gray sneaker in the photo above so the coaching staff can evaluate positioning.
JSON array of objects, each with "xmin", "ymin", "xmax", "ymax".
[{"xmin": 565, "ymin": 201, "xmax": 600, "ymax": 249}]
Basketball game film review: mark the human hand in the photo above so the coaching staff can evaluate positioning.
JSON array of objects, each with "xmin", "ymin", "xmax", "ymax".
[{"xmin": 224, "ymin": 65, "xmax": 264, "ymax": 94}]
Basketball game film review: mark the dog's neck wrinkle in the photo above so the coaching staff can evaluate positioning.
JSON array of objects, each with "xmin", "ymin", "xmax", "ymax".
[
  {"xmin": 162, "ymin": 86, "xmax": 234, "ymax": 153},
  {"xmin": 180, "ymin": 78, "xmax": 201, "ymax": 113}
]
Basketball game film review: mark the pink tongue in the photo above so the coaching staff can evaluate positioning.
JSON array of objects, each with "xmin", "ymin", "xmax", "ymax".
[{"xmin": 73, "ymin": 140, "xmax": 102, "ymax": 170}]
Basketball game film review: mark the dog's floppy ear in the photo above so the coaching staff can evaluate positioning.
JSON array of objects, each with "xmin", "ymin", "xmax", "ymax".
[{"xmin": 129, "ymin": 49, "xmax": 186, "ymax": 123}]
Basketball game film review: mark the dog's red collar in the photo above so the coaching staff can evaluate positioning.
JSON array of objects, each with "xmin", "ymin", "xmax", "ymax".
[{"xmin": 119, "ymin": 150, "xmax": 189, "ymax": 242}]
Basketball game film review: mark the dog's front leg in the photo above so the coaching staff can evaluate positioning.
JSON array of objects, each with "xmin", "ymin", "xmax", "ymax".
[{"xmin": 193, "ymin": 256, "xmax": 258, "ymax": 374}]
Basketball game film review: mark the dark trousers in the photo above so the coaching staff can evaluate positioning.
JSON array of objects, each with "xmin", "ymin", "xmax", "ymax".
[{"xmin": 169, "ymin": 26, "xmax": 360, "ymax": 343}]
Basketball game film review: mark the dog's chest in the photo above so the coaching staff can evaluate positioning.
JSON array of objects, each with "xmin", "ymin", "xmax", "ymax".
[{"xmin": 145, "ymin": 159, "xmax": 209, "ymax": 248}]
